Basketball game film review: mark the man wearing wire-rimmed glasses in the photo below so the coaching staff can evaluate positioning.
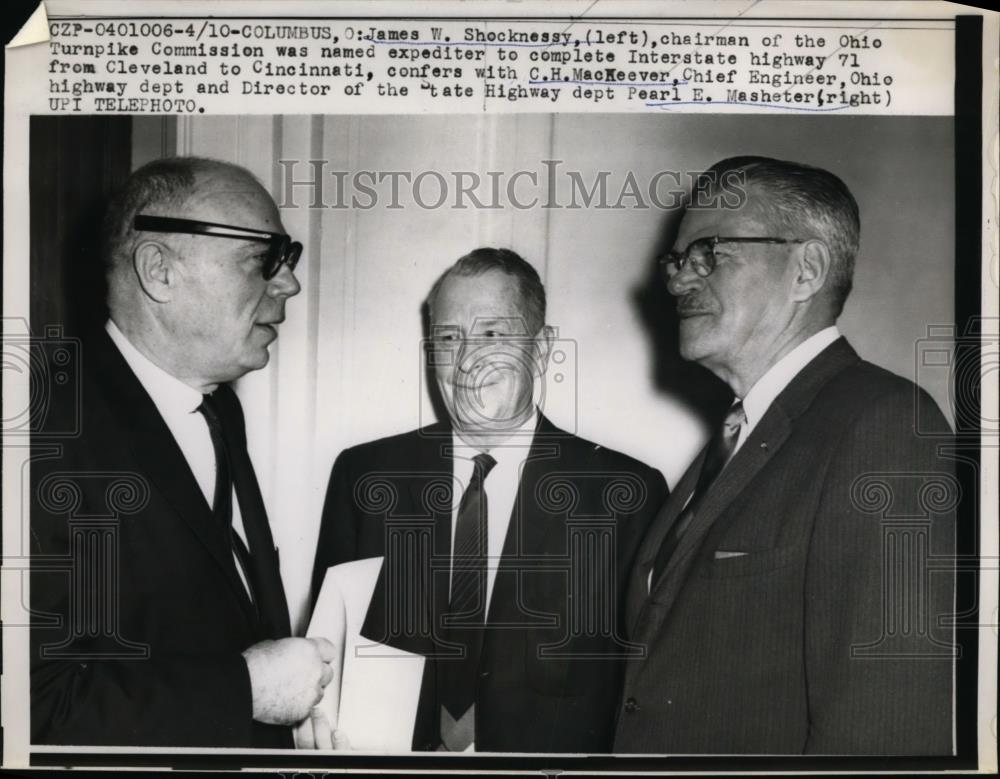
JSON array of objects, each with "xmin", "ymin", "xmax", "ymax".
[{"xmin": 615, "ymin": 156, "xmax": 955, "ymax": 755}]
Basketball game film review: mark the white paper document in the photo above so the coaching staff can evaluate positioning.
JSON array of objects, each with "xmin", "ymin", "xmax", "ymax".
[{"xmin": 305, "ymin": 556, "xmax": 426, "ymax": 751}]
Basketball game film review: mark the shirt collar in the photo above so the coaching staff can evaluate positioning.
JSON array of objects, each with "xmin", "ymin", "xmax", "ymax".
[
  {"xmin": 451, "ymin": 407, "xmax": 540, "ymax": 468},
  {"xmin": 105, "ymin": 319, "xmax": 206, "ymax": 416},
  {"xmin": 741, "ymin": 326, "xmax": 840, "ymax": 430}
]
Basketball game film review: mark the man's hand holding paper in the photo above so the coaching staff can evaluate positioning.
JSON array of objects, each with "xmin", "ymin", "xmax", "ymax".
[{"xmin": 242, "ymin": 637, "xmax": 338, "ymax": 726}]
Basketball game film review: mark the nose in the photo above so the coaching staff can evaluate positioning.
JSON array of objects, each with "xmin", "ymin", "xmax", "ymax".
[
  {"xmin": 665, "ymin": 261, "xmax": 703, "ymax": 298},
  {"xmin": 452, "ymin": 338, "xmax": 501, "ymax": 379},
  {"xmin": 267, "ymin": 263, "xmax": 301, "ymax": 298},
  {"xmin": 453, "ymin": 338, "xmax": 475, "ymax": 375}
]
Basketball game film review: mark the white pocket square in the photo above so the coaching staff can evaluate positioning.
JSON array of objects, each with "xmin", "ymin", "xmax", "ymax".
[{"xmin": 714, "ymin": 550, "xmax": 749, "ymax": 559}]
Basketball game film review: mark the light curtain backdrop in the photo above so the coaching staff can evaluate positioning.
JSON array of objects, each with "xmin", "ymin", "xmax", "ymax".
[{"xmin": 133, "ymin": 114, "xmax": 954, "ymax": 631}]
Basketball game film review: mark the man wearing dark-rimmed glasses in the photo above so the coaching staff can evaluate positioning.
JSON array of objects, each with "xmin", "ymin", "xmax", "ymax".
[
  {"xmin": 31, "ymin": 156, "xmax": 335, "ymax": 747},
  {"xmin": 616, "ymin": 156, "xmax": 955, "ymax": 755}
]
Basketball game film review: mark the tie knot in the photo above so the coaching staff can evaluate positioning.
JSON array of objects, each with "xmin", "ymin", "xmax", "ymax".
[
  {"xmin": 197, "ymin": 394, "xmax": 227, "ymax": 442},
  {"xmin": 723, "ymin": 401, "xmax": 746, "ymax": 436},
  {"xmin": 472, "ymin": 452, "xmax": 497, "ymax": 480},
  {"xmin": 197, "ymin": 393, "xmax": 220, "ymax": 419}
]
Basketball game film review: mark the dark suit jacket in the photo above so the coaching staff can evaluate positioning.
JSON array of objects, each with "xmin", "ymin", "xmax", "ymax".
[
  {"xmin": 311, "ymin": 415, "xmax": 667, "ymax": 752},
  {"xmin": 615, "ymin": 338, "xmax": 955, "ymax": 755},
  {"xmin": 30, "ymin": 329, "xmax": 292, "ymax": 747}
]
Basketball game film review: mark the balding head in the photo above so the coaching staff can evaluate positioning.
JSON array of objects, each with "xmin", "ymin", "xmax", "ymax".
[
  {"xmin": 102, "ymin": 156, "xmax": 301, "ymax": 391},
  {"xmin": 104, "ymin": 157, "xmax": 265, "ymax": 301}
]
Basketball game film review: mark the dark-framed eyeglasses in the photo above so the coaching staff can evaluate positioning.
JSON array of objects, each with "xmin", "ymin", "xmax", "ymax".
[
  {"xmin": 134, "ymin": 214, "xmax": 302, "ymax": 280},
  {"xmin": 659, "ymin": 236, "xmax": 804, "ymax": 280}
]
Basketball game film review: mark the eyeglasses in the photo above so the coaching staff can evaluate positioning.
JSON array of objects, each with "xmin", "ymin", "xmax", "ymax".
[
  {"xmin": 659, "ymin": 236, "xmax": 804, "ymax": 280},
  {"xmin": 134, "ymin": 215, "xmax": 302, "ymax": 280}
]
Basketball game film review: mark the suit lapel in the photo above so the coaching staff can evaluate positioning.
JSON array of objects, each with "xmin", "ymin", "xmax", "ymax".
[
  {"xmin": 410, "ymin": 427, "xmax": 458, "ymax": 643},
  {"xmin": 631, "ymin": 338, "xmax": 860, "ymax": 642},
  {"xmin": 361, "ymin": 424, "xmax": 452, "ymax": 655},
  {"xmin": 639, "ymin": 409, "xmax": 792, "ymax": 627},
  {"xmin": 625, "ymin": 458, "xmax": 700, "ymax": 636},
  {"xmin": 89, "ymin": 330, "xmax": 257, "ymax": 626},
  {"xmin": 365, "ymin": 415, "xmax": 564, "ymax": 648}
]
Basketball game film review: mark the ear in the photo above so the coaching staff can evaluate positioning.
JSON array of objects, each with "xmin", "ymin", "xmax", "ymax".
[
  {"xmin": 132, "ymin": 240, "xmax": 175, "ymax": 303},
  {"xmin": 791, "ymin": 239, "xmax": 831, "ymax": 303},
  {"xmin": 532, "ymin": 325, "xmax": 555, "ymax": 377}
]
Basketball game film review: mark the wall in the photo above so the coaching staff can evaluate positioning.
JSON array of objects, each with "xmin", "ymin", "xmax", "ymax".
[{"xmin": 134, "ymin": 113, "xmax": 955, "ymax": 631}]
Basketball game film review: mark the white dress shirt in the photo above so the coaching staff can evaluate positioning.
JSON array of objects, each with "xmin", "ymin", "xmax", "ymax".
[
  {"xmin": 734, "ymin": 326, "xmax": 841, "ymax": 455},
  {"xmin": 105, "ymin": 320, "xmax": 252, "ymax": 593},
  {"xmin": 449, "ymin": 409, "xmax": 539, "ymax": 614}
]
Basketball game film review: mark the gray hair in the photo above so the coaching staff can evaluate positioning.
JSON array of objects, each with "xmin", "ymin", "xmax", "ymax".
[
  {"xmin": 426, "ymin": 247, "xmax": 546, "ymax": 334},
  {"xmin": 698, "ymin": 156, "xmax": 860, "ymax": 316}
]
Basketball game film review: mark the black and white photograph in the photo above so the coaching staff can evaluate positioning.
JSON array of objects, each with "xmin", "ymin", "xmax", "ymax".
[{"xmin": 2, "ymin": 1, "xmax": 996, "ymax": 775}]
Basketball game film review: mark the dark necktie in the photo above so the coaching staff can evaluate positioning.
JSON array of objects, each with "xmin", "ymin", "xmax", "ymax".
[
  {"xmin": 438, "ymin": 451, "xmax": 497, "ymax": 751},
  {"xmin": 197, "ymin": 392, "xmax": 291, "ymax": 638},
  {"xmin": 651, "ymin": 401, "xmax": 746, "ymax": 584}
]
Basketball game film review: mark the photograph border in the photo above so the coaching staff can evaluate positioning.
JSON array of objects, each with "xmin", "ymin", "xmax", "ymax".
[{"xmin": 4, "ymin": 3, "xmax": 995, "ymax": 774}]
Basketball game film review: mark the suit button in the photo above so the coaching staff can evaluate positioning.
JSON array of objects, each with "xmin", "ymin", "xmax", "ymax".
[{"xmin": 624, "ymin": 697, "xmax": 639, "ymax": 713}]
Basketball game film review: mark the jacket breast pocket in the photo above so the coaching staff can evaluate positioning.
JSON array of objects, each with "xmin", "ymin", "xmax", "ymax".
[{"xmin": 701, "ymin": 545, "xmax": 798, "ymax": 578}]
